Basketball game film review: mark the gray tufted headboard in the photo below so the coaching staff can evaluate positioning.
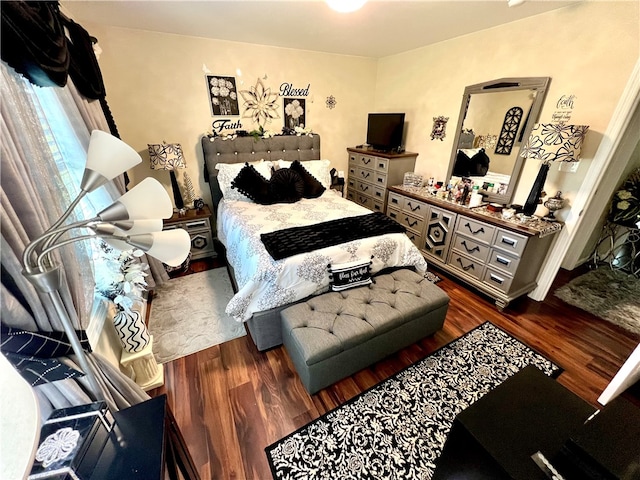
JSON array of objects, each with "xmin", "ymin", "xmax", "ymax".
[{"xmin": 201, "ymin": 134, "xmax": 321, "ymax": 213}]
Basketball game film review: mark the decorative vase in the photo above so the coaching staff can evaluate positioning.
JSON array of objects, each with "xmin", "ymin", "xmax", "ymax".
[{"xmin": 113, "ymin": 309, "xmax": 151, "ymax": 353}]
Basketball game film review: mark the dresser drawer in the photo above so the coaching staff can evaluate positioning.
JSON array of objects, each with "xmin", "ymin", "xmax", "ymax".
[
  {"xmin": 404, "ymin": 198, "xmax": 428, "ymax": 217},
  {"xmin": 493, "ymin": 229, "xmax": 528, "ymax": 257},
  {"xmin": 371, "ymin": 198, "xmax": 385, "ymax": 213},
  {"xmin": 353, "ymin": 154, "xmax": 376, "ymax": 169},
  {"xmin": 451, "ymin": 234, "xmax": 490, "ymax": 263},
  {"xmin": 487, "ymin": 249, "xmax": 520, "ymax": 275},
  {"xmin": 374, "ymin": 156, "xmax": 389, "ymax": 173},
  {"xmin": 449, "ymin": 251, "xmax": 483, "ymax": 280},
  {"xmin": 405, "ymin": 230, "xmax": 421, "ymax": 248},
  {"xmin": 354, "ymin": 166, "xmax": 374, "ymax": 183},
  {"xmin": 456, "ymin": 216, "xmax": 495, "ymax": 245},
  {"xmin": 356, "ymin": 193, "xmax": 374, "ymax": 210},
  {"xmin": 356, "ymin": 181, "xmax": 374, "ymax": 196},
  {"xmin": 400, "ymin": 212, "xmax": 424, "ymax": 232},
  {"xmin": 482, "ymin": 267, "xmax": 514, "ymax": 293},
  {"xmin": 372, "ymin": 171, "xmax": 388, "ymax": 188},
  {"xmin": 371, "ymin": 185, "xmax": 386, "ymax": 203},
  {"xmin": 387, "ymin": 192, "xmax": 406, "ymax": 210}
]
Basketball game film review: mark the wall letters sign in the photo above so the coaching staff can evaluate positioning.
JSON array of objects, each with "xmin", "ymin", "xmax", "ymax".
[
  {"xmin": 211, "ymin": 119, "xmax": 243, "ymax": 134},
  {"xmin": 552, "ymin": 94, "xmax": 576, "ymax": 123},
  {"xmin": 279, "ymin": 83, "xmax": 311, "ymax": 97}
]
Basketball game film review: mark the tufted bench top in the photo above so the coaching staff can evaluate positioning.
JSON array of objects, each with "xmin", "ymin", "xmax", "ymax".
[{"xmin": 281, "ymin": 269, "xmax": 450, "ymax": 366}]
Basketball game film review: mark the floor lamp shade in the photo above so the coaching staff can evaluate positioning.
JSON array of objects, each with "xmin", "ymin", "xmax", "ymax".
[
  {"xmin": 520, "ymin": 124, "xmax": 589, "ymax": 216},
  {"xmin": 82, "ymin": 130, "xmax": 142, "ymax": 192},
  {"xmin": 148, "ymin": 142, "xmax": 186, "ymax": 209}
]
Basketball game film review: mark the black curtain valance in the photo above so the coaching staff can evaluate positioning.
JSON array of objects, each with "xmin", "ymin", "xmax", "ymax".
[{"xmin": 1, "ymin": 0, "xmax": 105, "ymax": 99}]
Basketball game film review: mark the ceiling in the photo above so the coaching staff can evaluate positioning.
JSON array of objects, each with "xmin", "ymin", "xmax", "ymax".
[{"xmin": 60, "ymin": 0, "xmax": 579, "ymax": 58}]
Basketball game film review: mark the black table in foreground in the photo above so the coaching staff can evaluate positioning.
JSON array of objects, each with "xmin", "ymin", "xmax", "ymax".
[{"xmin": 432, "ymin": 365, "xmax": 596, "ymax": 480}]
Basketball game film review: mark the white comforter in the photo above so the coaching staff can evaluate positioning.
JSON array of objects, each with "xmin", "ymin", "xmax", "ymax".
[{"xmin": 218, "ymin": 190, "xmax": 428, "ymax": 322}]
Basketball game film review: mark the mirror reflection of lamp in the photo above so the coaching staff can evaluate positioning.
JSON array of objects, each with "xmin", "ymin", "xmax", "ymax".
[
  {"xmin": 520, "ymin": 124, "xmax": 589, "ymax": 217},
  {"xmin": 148, "ymin": 142, "xmax": 186, "ymax": 211}
]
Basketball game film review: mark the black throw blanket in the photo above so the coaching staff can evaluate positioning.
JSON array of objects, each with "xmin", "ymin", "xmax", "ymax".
[{"xmin": 261, "ymin": 212, "xmax": 406, "ymax": 260}]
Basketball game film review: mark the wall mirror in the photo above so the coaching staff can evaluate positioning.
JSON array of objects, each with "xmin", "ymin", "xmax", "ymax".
[{"xmin": 446, "ymin": 77, "xmax": 551, "ymax": 205}]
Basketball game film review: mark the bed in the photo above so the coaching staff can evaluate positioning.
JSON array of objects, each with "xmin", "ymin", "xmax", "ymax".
[{"xmin": 201, "ymin": 134, "xmax": 428, "ymax": 350}]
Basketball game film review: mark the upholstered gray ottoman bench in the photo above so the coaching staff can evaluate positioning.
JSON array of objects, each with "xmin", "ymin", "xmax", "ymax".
[{"xmin": 281, "ymin": 268, "xmax": 450, "ymax": 394}]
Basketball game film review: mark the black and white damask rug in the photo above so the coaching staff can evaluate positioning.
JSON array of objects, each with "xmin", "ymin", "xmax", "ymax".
[{"xmin": 265, "ymin": 321, "xmax": 561, "ymax": 480}]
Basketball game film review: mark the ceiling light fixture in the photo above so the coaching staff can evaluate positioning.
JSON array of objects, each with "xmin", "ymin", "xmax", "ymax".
[
  {"xmin": 507, "ymin": 0, "xmax": 526, "ymax": 7},
  {"xmin": 326, "ymin": 0, "xmax": 367, "ymax": 13}
]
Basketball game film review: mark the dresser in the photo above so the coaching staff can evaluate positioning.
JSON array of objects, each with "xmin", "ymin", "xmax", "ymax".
[
  {"xmin": 387, "ymin": 185, "xmax": 562, "ymax": 309},
  {"xmin": 346, "ymin": 148, "xmax": 418, "ymax": 213}
]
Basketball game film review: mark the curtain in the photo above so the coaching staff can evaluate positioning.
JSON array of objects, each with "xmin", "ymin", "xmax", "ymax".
[
  {"xmin": 1, "ymin": 61, "xmax": 149, "ymax": 417},
  {"xmin": 66, "ymin": 81, "xmax": 170, "ymax": 287}
]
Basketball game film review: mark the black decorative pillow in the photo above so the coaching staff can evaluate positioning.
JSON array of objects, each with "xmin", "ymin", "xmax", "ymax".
[
  {"xmin": 328, "ymin": 257, "xmax": 373, "ymax": 292},
  {"xmin": 289, "ymin": 160, "xmax": 326, "ymax": 198},
  {"xmin": 453, "ymin": 150, "xmax": 471, "ymax": 177},
  {"xmin": 231, "ymin": 163, "xmax": 272, "ymax": 204},
  {"xmin": 270, "ymin": 168, "xmax": 305, "ymax": 204},
  {"xmin": 470, "ymin": 149, "xmax": 490, "ymax": 176}
]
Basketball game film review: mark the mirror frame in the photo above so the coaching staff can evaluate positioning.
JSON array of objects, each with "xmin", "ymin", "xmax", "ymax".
[{"xmin": 446, "ymin": 77, "xmax": 551, "ymax": 205}]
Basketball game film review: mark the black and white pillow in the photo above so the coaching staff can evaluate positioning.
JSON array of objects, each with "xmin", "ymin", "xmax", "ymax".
[{"xmin": 328, "ymin": 257, "xmax": 373, "ymax": 291}]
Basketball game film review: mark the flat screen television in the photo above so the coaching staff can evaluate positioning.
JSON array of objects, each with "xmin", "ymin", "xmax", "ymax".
[{"xmin": 366, "ymin": 113, "xmax": 405, "ymax": 152}]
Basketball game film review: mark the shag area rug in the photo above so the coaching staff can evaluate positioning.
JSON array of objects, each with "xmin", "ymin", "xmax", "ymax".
[
  {"xmin": 554, "ymin": 268, "xmax": 640, "ymax": 335},
  {"xmin": 148, "ymin": 268, "xmax": 246, "ymax": 363},
  {"xmin": 265, "ymin": 322, "xmax": 560, "ymax": 479}
]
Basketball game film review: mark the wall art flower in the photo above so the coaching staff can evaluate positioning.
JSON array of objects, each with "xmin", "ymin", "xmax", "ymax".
[
  {"xmin": 206, "ymin": 75, "xmax": 239, "ymax": 116},
  {"xmin": 326, "ymin": 95, "xmax": 337, "ymax": 109},
  {"xmin": 284, "ymin": 98, "xmax": 305, "ymax": 129},
  {"xmin": 240, "ymin": 78, "xmax": 280, "ymax": 127}
]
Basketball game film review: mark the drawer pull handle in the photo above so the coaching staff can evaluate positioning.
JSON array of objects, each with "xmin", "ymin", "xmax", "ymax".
[
  {"xmin": 501, "ymin": 237, "xmax": 517, "ymax": 247},
  {"xmin": 391, "ymin": 198, "xmax": 399, "ymax": 204},
  {"xmin": 377, "ymin": 177, "xmax": 384, "ymax": 183},
  {"xmin": 361, "ymin": 171, "xmax": 370, "ymax": 178},
  {"xmin": 490, "ymin": 273, "xmax": 505, "ymax": 284},
  {"xmin": 405, "ymin": 217, "xmax": 418, "ymax": 228},
  {"xmin": 378, "ymin": 163, "xmax": 385, "ymax": 169},
  {"xmin": 185, "ymin": 220, "xmax": 207, "ymax": 229},
  {"xmin": 375, "ymin": 191, "xmax": 382, "ymax": 197},
  {"xmin": 361, "ymin": 185, "xmax": 369, "ymax": 192},
  {"xmin": 461, "ymin": 240, "xmax": 479, "ymax": 254},
  {"xmin": 464, "ymin": 222, "xmax": 485, "ymax": 235},
  {"xmin": 362, "ymin": 158, "xmax": 371, "ymax": 165},
  {"xmin": 456, "ymin": 257, "xmax": 475, "ymax": 272},
  {"xmin": 390, "ymin": 212, "xmax": 398, "ymax": 219},
  {"xmin": 496, "ymin": 255, "xmax": 510, "ymax": 266},
  {"xmin": 408, "ymin": 202, "xmax": 421, "ymax": 212}
]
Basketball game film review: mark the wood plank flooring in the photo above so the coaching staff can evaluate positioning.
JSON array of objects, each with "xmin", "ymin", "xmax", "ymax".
[{"xmin": 150, "ymin": 259, "xmax": 640, "ymax": 480}]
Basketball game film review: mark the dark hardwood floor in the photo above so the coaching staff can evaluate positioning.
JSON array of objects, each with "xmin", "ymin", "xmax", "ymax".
[{"xmin": 149, "ymin": 257, "xmax": 639, "ymax": 480}]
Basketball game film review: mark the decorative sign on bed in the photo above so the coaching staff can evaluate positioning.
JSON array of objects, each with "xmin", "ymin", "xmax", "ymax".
[
  {"xmin": 328, "ymin": 257, "xmax": 373, "ymax": 291},
  {"xmin": 260, "ymin": 212, "xmax": 406, "ymax": 261}
]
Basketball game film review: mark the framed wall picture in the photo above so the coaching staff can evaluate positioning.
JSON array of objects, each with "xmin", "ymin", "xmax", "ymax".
[
  {"xmin": 206, "ymin": 75, "xmax": 239, "ymax": 116},
  {"xmin": 283, "ymin": 98, "xmax": 306, "ymax": 129}
]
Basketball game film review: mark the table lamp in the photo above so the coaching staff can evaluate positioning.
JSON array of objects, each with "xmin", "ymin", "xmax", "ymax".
[
  {"xmin": 520, "ymin": 123, "xmax": 589, "ymax": 217},
  {"xmin": 148, "ymin": 142, "xmax": 186, "ymax": 210}
]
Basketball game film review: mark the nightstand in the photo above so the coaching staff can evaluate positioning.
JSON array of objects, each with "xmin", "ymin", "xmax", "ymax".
[{"xmin": 162, "ymin": 205, "xmax": 216, "ymax": 260}]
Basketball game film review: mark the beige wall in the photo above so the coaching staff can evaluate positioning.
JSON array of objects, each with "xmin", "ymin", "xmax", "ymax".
[
  {"xmin": 375, "ymin": 1, "xmax": 639, "ymax": 219},
  {"xmin": 86, "ymin": 25, "xmax": 378, "ymax": 207},
  {"xmin": 87, "ymin": 1, "xmax": 638, "ymax": 223}
]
